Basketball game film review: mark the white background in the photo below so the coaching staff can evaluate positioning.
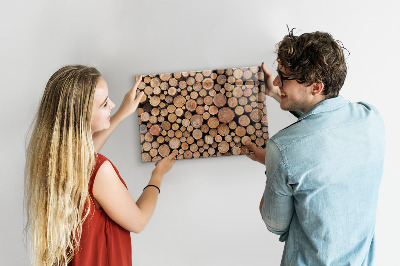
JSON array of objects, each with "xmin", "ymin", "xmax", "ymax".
[{"xmin": 1, "ymin": 0, "xmax": 399, "ymax": 265}]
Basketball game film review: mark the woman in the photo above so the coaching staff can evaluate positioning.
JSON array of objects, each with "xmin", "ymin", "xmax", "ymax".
[{"xmin": 25, "ymin": 65, "xmax": 177, "ymax": 265}]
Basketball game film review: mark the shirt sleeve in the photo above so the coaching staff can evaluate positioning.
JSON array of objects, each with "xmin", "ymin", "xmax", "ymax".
[{"xmin": 260, "ymin": 139, "xmax": 294, "ymax": 241}]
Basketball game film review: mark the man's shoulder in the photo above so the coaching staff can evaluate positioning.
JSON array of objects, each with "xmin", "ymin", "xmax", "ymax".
[
  {"xmin": 347, "ymin": 101, "xmax": 385, "ymax": 131},
  {"xmin": 269, "ymin": 122, "xmax": 304, "ymax": 151},
  {"xmin": 270, "ymin": 99, "xmax": 384, "ymax": 149},
  {"xmin": 352, "ymin": 101, "xmax": 383, "ymax": 118}
]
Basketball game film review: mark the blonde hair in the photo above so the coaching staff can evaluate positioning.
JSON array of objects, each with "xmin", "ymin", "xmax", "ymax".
[{"xmin": 25, "ymin": 65, "xmax": 101, "ymax": 265}]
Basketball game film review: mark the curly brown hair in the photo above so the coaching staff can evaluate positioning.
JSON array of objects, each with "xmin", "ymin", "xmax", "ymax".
[{"xmin": 277, "ymin": 30, "xmax": 348, "ymax": 98}]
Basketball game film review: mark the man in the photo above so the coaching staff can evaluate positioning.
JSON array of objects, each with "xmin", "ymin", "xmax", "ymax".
[{"xmin": 246, "ymin": 31, "xmax": 385, "ymax": 265}]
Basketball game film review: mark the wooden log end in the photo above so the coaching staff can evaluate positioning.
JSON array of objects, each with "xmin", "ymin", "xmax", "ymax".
[{"xmin": 218, "ymin": 107, "xmax": 235, "ymax": 124}]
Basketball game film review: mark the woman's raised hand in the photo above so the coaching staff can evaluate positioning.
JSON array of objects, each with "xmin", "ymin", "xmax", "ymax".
[{"xmin": 116, "ymin": 76, "xmax": 145, "ymax": 119}]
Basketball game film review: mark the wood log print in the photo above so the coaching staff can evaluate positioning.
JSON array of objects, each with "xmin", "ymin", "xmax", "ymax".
[{"xmin": 138, "ymin": 66, "xmax": 268, "ymax": 162}]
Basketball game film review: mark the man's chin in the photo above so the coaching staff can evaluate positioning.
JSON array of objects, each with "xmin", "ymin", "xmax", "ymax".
[{"xmin": 279, "ymin": 103, "xmax": 290, "ymax": 111}]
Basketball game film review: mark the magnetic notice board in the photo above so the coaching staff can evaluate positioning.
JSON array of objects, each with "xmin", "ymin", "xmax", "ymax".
[{"xmin": 137, "ymin": 66, "xmax": 268, "ymax": 162}]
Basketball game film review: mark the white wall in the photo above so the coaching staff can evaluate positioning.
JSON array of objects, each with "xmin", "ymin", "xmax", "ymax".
[{"xmin": 1, "ymin": 0, "xmax": 399, "ymax": 265}]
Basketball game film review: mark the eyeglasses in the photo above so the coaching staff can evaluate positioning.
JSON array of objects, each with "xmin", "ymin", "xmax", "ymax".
[{"xmin": 277, "ymin": 70, "xmax": 297, "ymax": 86}]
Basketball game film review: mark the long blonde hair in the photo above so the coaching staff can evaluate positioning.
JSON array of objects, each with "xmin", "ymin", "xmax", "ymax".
[{"xmin": 25, "ymin": 65, "xmax": 101, "ymax": 265}]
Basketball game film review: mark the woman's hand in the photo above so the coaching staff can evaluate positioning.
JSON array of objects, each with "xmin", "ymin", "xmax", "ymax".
[
  {"xmin": 92, "ymin": 77, "xmax": 145, "ymax": 152},
  {"xmin": 115, "ymin": 76, "xmax": 145, "ymax": 120},
  {"xmin": 152, "ymin": 150, "xmax": 178, "ymax": 179},
  {"xmin": 262, "ymin": 62, "xmax": 281, "ymax": 103}
]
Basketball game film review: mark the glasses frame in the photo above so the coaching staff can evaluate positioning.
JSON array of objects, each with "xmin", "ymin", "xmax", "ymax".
[{"xmin": 277, "ymin": 70, "xmax": 297, "ymax": 86}]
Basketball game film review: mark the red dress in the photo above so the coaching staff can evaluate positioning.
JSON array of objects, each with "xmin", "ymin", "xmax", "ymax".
[{"xmin": 69, "ymin": 153, "xmax": 132, "ymax": 266}]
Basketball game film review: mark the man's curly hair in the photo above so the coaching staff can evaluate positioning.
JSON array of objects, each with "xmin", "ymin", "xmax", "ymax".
[{"xmin": 277, "ymin": 30, "xmax": 348, "ymax": 98}]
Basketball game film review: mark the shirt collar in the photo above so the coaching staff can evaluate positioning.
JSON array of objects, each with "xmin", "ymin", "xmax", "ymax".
[{"xmin": 298, "ymin": 95, "xmax": 350, "ymax": 121}]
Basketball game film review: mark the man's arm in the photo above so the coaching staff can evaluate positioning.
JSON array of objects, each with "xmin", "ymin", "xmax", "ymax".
[
  {"xmin": 260, "ymin": 184, "xmax": 293, "ymax": 239},
  {"xmin": 245, "ymin": 140, "xmax": 294, "ymax": 239},
  {"xmin": 259, "ymin": 140, "xmax": 294, "ymax": 240}
]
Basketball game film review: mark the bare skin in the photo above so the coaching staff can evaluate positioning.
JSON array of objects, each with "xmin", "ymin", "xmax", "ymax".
[
  {"xmin": 93, "ymin": 151, "xmax": 177, "ymax": 233},
  {"xmin": 91, "ymin": 76, "xmax": 177, "ymax": 233},
  {"xmin": 92, "ymin": 76, "xmax": 145, "ymax": 151}
]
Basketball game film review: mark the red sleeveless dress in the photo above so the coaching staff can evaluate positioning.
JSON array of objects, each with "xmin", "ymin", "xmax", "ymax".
[{"xmin": 69, "ymin": 153, "xmax": 132, "ymax": 266}]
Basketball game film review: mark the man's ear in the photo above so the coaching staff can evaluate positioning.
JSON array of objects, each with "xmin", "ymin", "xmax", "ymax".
[{"xmin": 312, "ymin": 82, "xmax": 324, "ymax": 96}]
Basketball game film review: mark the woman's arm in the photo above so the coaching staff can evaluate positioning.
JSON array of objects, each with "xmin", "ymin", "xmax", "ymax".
[
  {"xmin": 93, "ymin": 151, "xmax": 178, "ymax": 233},
  {"xmin": 92, "ymin": 77, "xmax": 144, "ymax": 152}
]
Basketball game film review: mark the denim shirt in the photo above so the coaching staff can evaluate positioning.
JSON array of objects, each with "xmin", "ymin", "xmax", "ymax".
[{"xmin": 261, "ymin": 96, "xmax": 385, "ymax": 266}]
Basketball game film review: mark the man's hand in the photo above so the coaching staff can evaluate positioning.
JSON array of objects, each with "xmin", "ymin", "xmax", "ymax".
[
  {"xmin": 245, "ymin": 141, "xmax": 266, "ymax": 165},
  {"xmin": 262, "ymin": 62, "xmax": 282, "ymax": 103}
]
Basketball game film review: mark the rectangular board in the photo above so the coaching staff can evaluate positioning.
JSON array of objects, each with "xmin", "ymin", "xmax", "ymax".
[{"xmin": 137, "ymin": 66, "xmax": 268, "ymax": 162}]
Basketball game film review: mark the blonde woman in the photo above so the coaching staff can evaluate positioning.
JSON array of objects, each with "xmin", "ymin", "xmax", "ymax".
[{"xmin": 25, "ymin": 65, "xmax": 177, "ymax": 266}]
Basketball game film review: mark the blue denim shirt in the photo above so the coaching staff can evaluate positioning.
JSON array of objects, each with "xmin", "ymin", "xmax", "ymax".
[{"xmin": 261, "ymin": 96, "xmax": 385, "ymax": 266}]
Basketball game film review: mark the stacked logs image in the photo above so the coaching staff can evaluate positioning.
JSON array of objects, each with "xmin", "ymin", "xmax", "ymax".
[{"xmin": 137, "ymin": 66, "xmax": 269, "ymax": 162}]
